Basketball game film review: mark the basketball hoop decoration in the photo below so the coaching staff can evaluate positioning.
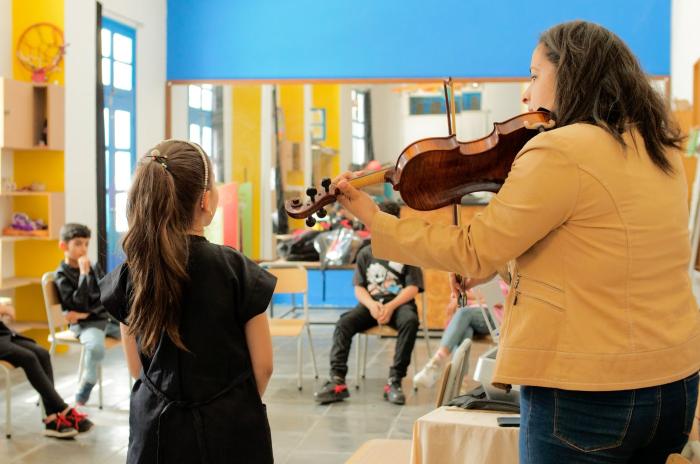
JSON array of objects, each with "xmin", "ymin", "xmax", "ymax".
[{"xmin": 16, "ymin": 23, "xmax": 66, "ymax": 83}]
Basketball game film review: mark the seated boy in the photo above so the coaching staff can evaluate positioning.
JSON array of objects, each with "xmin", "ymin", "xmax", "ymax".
[
  {"xmin": 54, "ymin": 223, "xmax": 120, "ymax": 405},
  {"xmin": 314, "ymin": 202, "xmax": 423, "ymax": 405}
]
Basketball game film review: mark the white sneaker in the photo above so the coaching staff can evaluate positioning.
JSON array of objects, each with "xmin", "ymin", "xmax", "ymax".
[{"xmin": 413, "ymin": 360, "xmax": 442, "ymax": 388}]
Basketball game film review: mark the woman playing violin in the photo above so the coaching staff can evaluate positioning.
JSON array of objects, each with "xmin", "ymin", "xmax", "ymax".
[{"xmin": 334, "ymin": 21, "xmax": 700, "ymax": 463}]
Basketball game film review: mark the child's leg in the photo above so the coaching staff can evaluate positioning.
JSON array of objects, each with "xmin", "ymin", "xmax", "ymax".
[
  {"xmin": 329, "ymin": 304, "xmax": 377, "ymax": 381},
  {"xmin": 77, "ymin": 327, "xmax": 106, "ymax": 400},
  {"xmin": 104, "ymin": 320, "xmax": 121, "ymax": 340},
  {"xmin": 388, "ymin": 304, "xmax": 419, "ymax": 381},
  {"xmin": 439, "ymin": 308, "xmax": 477, "ymax": 356},
  {"xmin": 469, "ymin": 307, "xmax": 492, "ymax": 337},
  {"xmin": 13, "ymin": 336, "xmax": 55, "ymax": 382},
  {"xmin": 1, "ymin": 338, "xmax": 67, "ymax": 415}
]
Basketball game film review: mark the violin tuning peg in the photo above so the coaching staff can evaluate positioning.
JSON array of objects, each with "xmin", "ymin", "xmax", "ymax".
[
  {"xmin": 316, "ymin": 207, "xmax": 327, "ymax": 218},
  {"xmin": 321, "ymin": 178, "xmax": 332, "ymax": 193},
  {"xmin": 305, "ymin": 216, "xmax": 316, "ymax": 227},
  {"xmin": 306, "ymin": 187, "xmax": 318, "ymax": 201}
]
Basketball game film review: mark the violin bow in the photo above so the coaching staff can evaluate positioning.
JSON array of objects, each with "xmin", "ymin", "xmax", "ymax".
[{"xmin": 443, "ymin": 78, "xmax": 469, "ymax": 306}]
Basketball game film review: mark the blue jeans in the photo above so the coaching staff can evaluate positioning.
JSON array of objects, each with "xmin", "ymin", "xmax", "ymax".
[
  {"xmin": 440, "ymin": 306, "xmax": 490, "ymax": 354},
  {"xmin": 73, "ymin": 321, "xmax": 121, "ymax": 385},
  {"xmin": 520, "ymin": 373, "xmax": 699, "ymax": 463}
]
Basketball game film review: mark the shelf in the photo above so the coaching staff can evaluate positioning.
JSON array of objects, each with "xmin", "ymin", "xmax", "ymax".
[
  {"xmin": 0, "ymin": 276, "xmax": 41, "ymax": 290},
  {"xmin": 9, "ymin": 321, "xmax": 48, "ymax": 333},
  {"xmin": 0, "ymin": 236, "xmax": 55, "ymax": 242},
  {"xmin": 1, "ymin": 145, "xmax": 58, "ymax": 152},
  {"xmin": 0, "ymin": 191, "xmax": 56, "ymax": 196}
]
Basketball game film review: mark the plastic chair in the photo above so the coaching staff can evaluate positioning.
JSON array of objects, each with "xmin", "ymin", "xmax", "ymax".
[
  {"xmin": 261, "ymin": 264, "xmax": 319, "ymax": 390},
  {"xmin": 41, "ymin": 272, "xmax": 120, "ymax": 409}
]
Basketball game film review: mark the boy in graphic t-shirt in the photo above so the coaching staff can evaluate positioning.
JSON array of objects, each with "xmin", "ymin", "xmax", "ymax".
[{"xmin": 313, "ymin": 202, "xmax": 423, "ymax": 405}]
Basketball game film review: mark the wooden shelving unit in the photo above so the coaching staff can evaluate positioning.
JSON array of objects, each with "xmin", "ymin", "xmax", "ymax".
[{"xmin": 0, "ymin": 77, "xmax": 65, "ymax": 332}]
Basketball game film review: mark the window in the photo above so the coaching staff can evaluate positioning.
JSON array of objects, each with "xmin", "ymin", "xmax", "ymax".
[
  {"xmin": 351, "ymin": 89, "xmax": 368, "ymax": 166},
  {"xmin": 188, "ymin": 84, "xmax": 224, "ymax": 182},
  {"xmin": 102, "ymin": 18, "xmax": 136, "ymax": 271}
]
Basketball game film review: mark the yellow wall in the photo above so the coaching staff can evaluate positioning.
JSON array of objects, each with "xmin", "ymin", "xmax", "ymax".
[
  {"xmin": 12, "ymin": 0, "xmax": 65, "ymax": 85},
  {"xmin": 312, "ymin": 84, "xmax": 341, "ymax": 180},
  {"xmin": 11, "ymin": 0, "xmax": 65, "ymax": 335},
  {"xmin": 232, "ymin": 85, "xmax": 261, "ymax": 258},
  {"xmin": 279, "ymin": 85, "xmax": 304, "ymax": 142}
]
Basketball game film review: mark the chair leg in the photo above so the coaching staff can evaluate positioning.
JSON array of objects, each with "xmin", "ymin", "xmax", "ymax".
[
  {"xmin": 423, "ymin": 324, "xmax": 432, "ymax": 357},
  {"xmin": 361, "ymin": 335, "xmax": 368, "ymax": 379},
  {"xmin": 297, "ymin": 335, "xmax": 303, "ymax": 391},
  {"xmin": 412, "ymin": 349, "xmax": 418, "ymax": 392},
  {"xmin": 77, "ymin": 346, "xmax": 86, "ymax": 385},
  {"xmin": 98, "ymin": 365, "xmax": 103, "ymax": 410},
  {"xmin": 305, "ymin": 324, "xmax": 318, "ymax": 379},
  {"xmin": 355, "ymin": 336, "xmax": 361, "ymax": 390},
  {"xmin": 3, "ymin": 366, "xmax": 11, "ymax": 439}
]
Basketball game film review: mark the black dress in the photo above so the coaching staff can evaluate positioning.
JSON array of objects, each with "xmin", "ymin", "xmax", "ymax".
[{"xmin": 100, "ymin": 236, "xmax": 277, "ymax": 464}]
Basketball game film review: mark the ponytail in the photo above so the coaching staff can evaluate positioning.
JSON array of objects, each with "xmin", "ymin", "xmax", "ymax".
[{"xmin": 122, "ymin": 140, "xmax": 211, "ymax": 356}]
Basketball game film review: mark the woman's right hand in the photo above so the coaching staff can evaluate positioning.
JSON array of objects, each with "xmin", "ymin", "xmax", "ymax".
[
  {"xmin": 448, "ymin": 273, "xmax": 467, "ymax": 296},
  {"xmin": 449, "ymin": 272, "xmax": 495, "ymax": 292}
]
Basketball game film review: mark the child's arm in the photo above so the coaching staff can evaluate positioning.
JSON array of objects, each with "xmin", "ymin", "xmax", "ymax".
[
  {"xmin": 54, "ymin": 271, "xmax": 92, "ymax": 313},
  {"xmin": 378, "ymin": 285, "xmax": 419, "ymax": 324},
  {"xmin": 0, "ymin": 304, "xmax": 15, "ymax": 321},
  {"xmin": 120, "ymin": 323, "xmax": 142, "ymax": 379},
  {"xmin": 245, "ymin": 313, "xmax": 273, "ymax": 397},
  {"xmin": 354, "ymin": 286, "xmax": 383, "ymax": 320}
]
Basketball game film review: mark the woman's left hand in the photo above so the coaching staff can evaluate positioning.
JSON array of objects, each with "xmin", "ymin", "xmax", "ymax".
[{"xmin": 333, "ymin": 171, "xmax": 380, "ymax": 229}]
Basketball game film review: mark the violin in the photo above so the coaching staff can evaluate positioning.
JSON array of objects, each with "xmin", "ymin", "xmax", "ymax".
[{"xmin": 285, "ymin": 107, "xmax": 555, "ymax": 225}]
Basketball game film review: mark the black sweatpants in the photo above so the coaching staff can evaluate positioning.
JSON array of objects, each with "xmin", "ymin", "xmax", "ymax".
[
  {"xmin": 329, "ymin": 303, "xmax": 419, "ymax": 381},
  {"xmin": 0, "ymin": 335, "xmax": 67, "ymax": 415}
]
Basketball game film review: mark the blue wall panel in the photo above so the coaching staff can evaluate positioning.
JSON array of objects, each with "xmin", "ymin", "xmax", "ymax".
[{"xmin": 167, "ymin": 0, "xmax": 669, "ymax": 80}]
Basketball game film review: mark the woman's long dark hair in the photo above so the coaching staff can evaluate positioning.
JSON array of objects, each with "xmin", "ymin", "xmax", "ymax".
[
  {"xmin": 540, "ymin": 21, "xmax": 684, "ymax": 173},
  {"xmin": 122, "ymin": 140, "xmax": 212, "ymax": 356}
]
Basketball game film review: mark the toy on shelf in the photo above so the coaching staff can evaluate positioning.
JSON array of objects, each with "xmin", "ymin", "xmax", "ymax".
[{"xmin": 3, "ymin": 213, "xmax": 48, "ymax": 237}]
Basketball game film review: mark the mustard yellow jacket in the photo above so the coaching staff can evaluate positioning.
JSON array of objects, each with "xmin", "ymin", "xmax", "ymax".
[{"xmin": 371, "ymin": 123, "xmax": 700, "ymax": 391}]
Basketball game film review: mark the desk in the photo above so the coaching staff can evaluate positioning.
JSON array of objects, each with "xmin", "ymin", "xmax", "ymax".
[{"xmin": 411, "ymin": 407, "xmax": 519, "ymax": 464}]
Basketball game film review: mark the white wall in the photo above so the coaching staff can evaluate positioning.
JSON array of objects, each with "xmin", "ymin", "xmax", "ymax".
[
  {"xmin": 64, "ymin": 0, "xmax": 166, "ymax": 261},
  {"xmin": 170, "ymin": 84, "xmax": 188, "ymax": 140},
  {"xmin": 0, "ymin": 0, "xmax": 10, "ymax": 78},
  {"xmin": 369, "ymin": 84, "xmax": 403, "ymax": 166},
  {"xmin": 365, "ymin": 82, "xmax": 524, "ymax": 168},
  {"xmin": 671, "ymin": 0, "xmax": 700, "ymax": 104}
]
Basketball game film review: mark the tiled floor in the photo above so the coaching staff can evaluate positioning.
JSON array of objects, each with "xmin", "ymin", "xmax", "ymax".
[{"xmin": 0, "ymin": 309, "xmax": 494, "ymax": 464}]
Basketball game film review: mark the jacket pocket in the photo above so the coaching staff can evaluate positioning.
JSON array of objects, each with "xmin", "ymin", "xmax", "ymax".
[
  {"xmin": 514, "ymin": 273, "xmax": 565, "ymax": 312},
  {"xmin": 553, "ymin": 389, "xmax": 634, "ymax": 452}
]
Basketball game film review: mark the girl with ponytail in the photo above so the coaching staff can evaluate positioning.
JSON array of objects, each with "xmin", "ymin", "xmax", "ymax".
[{"xmin": 100, "ymin": 140, "xmax": 276, "ymax": 464}]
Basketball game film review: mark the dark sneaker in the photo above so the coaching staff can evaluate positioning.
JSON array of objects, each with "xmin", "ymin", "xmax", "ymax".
[
  {"xmin": 383, "ymin": 379, "xmax": 406, "ymax": 405},
  {"xmin": 43, "ymin": 414, "xmax": 78, "ymax": 439},
  {"xmin": 314, "ymin": 378, "xmax": 350, "ymax": 404},
  {"xmin": 65, "ymin": 407, "xmax": 94, "ymax": 433},
  {"xmin": 75, "ymin": 382, "xmax": 95, "ymax": 406}
]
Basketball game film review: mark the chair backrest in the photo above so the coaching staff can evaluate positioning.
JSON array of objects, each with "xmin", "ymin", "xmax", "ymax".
[
  {"xmin": 265, "ymin": 266, "xmax": 308, "ymax": 294},
  {"xmin": 41, "ymin": 271, "xmax": 67, "ymax": 335},
  {"xmin": 260, "ymin": 263, "xmax": 309, "ymax": 320},
  {"xmin": 434, "ymin": 361, "xmax": 452, "ymax": 408},
  {"xmin": 473, "ymin": 278, "xmax": 505, "ymax": 343},
  {"xmin": 442, "ymin": 338, "xmax": 472, "ymax": 404}
]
